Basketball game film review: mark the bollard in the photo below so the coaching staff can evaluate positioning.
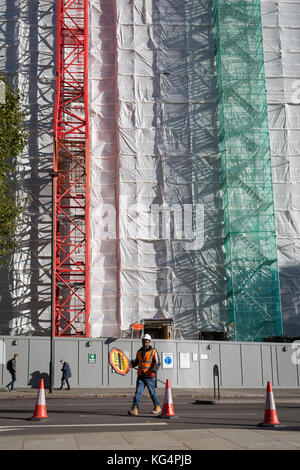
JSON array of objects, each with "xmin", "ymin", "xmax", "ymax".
[
  {"xmin": 194, "ymin": 364, "xmax": 220, "ymax": 405},
  {"xmin": 213, "ymin": 364, "xmax": 221, "ymax": 402}
]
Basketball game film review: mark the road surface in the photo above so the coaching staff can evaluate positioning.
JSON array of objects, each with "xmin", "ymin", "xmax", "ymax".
[{"xmin": 0, "ymin": 396, "xmax": 299, "ymax": 436}]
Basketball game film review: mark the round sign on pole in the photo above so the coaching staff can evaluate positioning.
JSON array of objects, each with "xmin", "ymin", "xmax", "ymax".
[
  {"xmin": 109, "ymin": 348, "xmax": 130, "ymax": 375},
  {"xmin": 131, "ymin": 323, "xmax": 143, "ymax": 331}
]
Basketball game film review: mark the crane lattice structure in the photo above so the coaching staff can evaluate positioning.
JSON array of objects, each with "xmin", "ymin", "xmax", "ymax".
[{"xmin": 53, "ymin": 0, "xmax": 90, "ymax": 337}]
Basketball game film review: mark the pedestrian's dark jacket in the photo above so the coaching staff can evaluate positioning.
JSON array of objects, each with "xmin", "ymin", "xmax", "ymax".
[
  {"xmin": 7, "ymin": 359, "xmax": 16, "ymax": 374},
  {"xmin": 61, "ymin": 362, "xmax": 72, "ymax": 379}
]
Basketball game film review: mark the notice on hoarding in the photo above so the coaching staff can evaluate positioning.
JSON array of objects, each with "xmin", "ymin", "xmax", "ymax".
[
  {"xmin": 88, "ymin": 353, "xmax": 96, "ymax": 364},
  {"xmin": 179, "ymin": 352, "xmax": 190, "ymax": 369},
  {"xmin": 162, "ymin": 352, "xmax": 174, "ymax": 369}
]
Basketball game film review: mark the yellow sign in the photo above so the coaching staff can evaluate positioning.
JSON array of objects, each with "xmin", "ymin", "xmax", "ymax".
[{"xmin": 109, "ymin": 348, "xmax": 130, "ymax": 376}]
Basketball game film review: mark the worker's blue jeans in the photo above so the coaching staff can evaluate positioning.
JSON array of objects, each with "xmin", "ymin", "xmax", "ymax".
[{"xmin": 132, "ymin": 376, "xmax": 160, "ymax": 408}]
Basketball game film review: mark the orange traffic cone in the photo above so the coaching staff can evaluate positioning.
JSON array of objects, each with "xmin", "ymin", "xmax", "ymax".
[
  {"xmin": 30, "ymin": 378, "xmax": 48, "ymax": 421},
  {"xmin": 258, "ymin": 381, "xmax": 281, "ymax": 427},
  {"xmin": 159, "ymin": 379, "xmax": 177, "ymax": 419}
]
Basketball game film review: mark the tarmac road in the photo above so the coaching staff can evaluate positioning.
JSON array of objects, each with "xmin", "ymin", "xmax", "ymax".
[
  {"xmin": 0, "ymin": 395, "xmax": 300, "ymax": 451},
  {"xmin": 0, "ymin": 388, "xmax": 300, "ymax": 450},
  {"xmin": 0, "ymin": 397, "xmax": 295, "ymax": 434}
]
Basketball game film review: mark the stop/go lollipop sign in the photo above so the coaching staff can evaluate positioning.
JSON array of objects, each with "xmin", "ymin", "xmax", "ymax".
[{"xmin": 109, "ymin": 348, "xmax": 130, "ymax": 375}]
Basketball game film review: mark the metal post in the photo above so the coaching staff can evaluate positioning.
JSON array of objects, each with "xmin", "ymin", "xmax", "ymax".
[
  {"xmin": 213, "ymin": 364, "xmax": 220, "ymax": 401},
  {"xmin": 49, "ymin": 169, "xmax": 58, "ymax": 393},
  {"xmin": 194, "ymin": 364, "xmax": 220, "ymax": 405}
]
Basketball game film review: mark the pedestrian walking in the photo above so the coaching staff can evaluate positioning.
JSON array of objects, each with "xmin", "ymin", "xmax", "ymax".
[
  {"xmin": 128, "ymin": 334, "xmax": 161, "ymax": 416},
  {"xmin": 5, "ymin": 354, "xmax": 19, "ymax": 392},
  {"xmin": 59, "ymin": 359, "xmax": 72, "ymax": 390}
]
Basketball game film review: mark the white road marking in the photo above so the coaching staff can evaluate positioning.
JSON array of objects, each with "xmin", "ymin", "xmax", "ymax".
[
  {"xmin": 190, "ymin": 413, "xmax": 260, "ymax": 416},
  {"xmin": 0, "ymin": 428, "xmax": 21, "ymax": 432},
  {"xmin": 65, "ymin": 402, "xmax": 134, "ymax": 406},
  {"xmin": 0, "ymin": 422, "xmax": 167, "ymax": 432}
]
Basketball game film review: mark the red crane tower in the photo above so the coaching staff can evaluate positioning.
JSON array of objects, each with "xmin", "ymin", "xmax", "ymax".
[{"xmin": 52, "ymin": 0, "xmax": 90, "ymax": 337}]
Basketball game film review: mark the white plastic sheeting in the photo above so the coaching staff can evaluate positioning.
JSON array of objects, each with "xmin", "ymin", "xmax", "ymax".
[
  {"xmin": 261, "ymin": 0, "xmax": 300, "ymax": 335},
  {"xmin": 89, "ymin": 0, "xmax": 120, "ymax": 337},
  {"xmin": 89, "ymin": 0, "xmax": 227, "ymax": 338},
  {"xmin": 117, "ymin": 0, "xmax": 226, "ymax": 339}
]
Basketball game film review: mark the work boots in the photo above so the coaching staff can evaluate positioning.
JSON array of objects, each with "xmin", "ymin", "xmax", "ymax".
[
  {"xmin": 128, "ymin": 405, "xmax": 138, "ymax": 416},
  {"xmin": 151, "ymin": 405, "xmax": 161, "ymax": 415}
]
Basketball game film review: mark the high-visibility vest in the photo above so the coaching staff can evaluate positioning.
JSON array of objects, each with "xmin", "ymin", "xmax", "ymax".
[{"xmin": 136, "ymin": 348, "xmax": 158, "ymax": 377}]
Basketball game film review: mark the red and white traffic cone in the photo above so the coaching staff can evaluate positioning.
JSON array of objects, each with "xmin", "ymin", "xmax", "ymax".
[
  {"xmin": 30, "ymin": 378, "xmax": 48, "ymax": 421},
  {"xmin": 159, "ymin": 379, "xmax": 177, "ymax": 419},
  {"xmin": 258, "ymin": 381, "xmax": 281, "ymax": 427}
]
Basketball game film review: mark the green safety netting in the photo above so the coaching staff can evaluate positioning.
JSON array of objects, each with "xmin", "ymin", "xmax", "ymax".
[{"xmin": 213, "ymin": 0, "xmax": 283, "ymax": 341}]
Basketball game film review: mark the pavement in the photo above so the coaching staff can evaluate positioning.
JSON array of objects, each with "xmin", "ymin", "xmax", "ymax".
[
  {"xmin": 1, "ymin": 387, "xmax": 300, "ymax": 451},
  {"xmin": 0, "ymin": 385, "xmax": 299, "ymax": 402}
]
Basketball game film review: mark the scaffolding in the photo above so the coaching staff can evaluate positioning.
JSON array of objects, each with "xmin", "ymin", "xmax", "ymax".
[
  {"xmin": 213, "ymin": 0, "xmax": 283, "ymax": 341},
  {"xmin": 109, "ymin": 0, "xmax": 228, "ymax": 340},
  {"xmin": 53, "ymin": 0, "xmax": 90, "ymax": 336}
]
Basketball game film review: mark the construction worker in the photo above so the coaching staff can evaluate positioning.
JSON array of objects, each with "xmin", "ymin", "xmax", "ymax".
[{"xmin": 128, "ymin": 333, "xmax": 161, "ymax": 416}]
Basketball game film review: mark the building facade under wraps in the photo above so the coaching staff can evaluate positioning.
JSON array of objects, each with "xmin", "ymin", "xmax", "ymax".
[{"xmin": 0, "ymin": 0, "xmax": 299, "ymax": 342}]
